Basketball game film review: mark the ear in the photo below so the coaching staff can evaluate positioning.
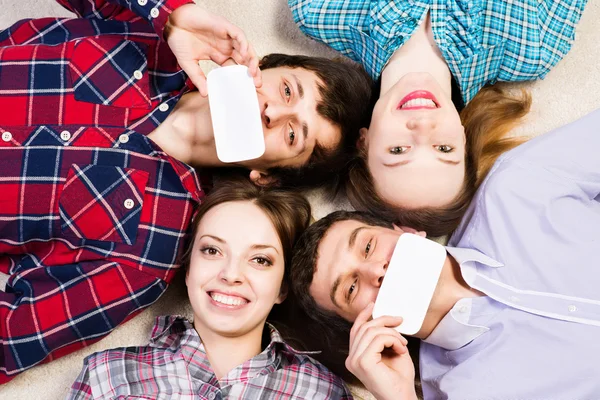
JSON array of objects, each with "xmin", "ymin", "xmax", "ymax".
[
  {"xmin": 394, "ymin": 224, "xmax": 427, "ymax": 238},
  {"xmin": 249, "ymin": 170, "xmax": 279, "ymax": 187},
  {"xmin": 357, "ymin": 127, "xmax": 369, "ymax": 149},
  {"xmin": 275, "ymin": 283, "xmax": 288, "ymax": 305}
]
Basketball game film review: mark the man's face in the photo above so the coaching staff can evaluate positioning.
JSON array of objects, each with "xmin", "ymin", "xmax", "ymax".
[
  {"xmin": 245, "ymin": 67, "xmax": 341, "ymax": 170},
  {"xmin": 310, "ymin": 220, "xmax": 406, "ymax": 322}
]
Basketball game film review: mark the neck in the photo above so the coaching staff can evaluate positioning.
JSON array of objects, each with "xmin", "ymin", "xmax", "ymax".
[
  {"xmin": 415, "ymin": 254, "xmax": 483, "ymax": 339},
  {"xmin": 380, "ymin": 13, "xmax": 452, "ymax": 97},
  {"xmin": 148, "ymin": 91, "xmax": 231, "ymax": 168},
  {"xmin": 195, "ymin": 321, "xmax": 266, "ymax": 380}
]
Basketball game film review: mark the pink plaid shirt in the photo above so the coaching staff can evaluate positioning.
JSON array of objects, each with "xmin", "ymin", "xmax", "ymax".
[{"xmin": 68, "ymin": 316, "xmax": 354, "ymax": 399}]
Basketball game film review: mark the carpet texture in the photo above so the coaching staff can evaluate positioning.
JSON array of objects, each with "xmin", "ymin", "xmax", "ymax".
[{"xmin": 0, "ymin": 1, "xmax": 599, "ymax": 399}]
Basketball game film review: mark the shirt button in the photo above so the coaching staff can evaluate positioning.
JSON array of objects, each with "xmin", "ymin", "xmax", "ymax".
[
  {"xmin": 60, "ymin": 130, "xmax": 71, "ymax": 141},
  {"xmin": 2, "ymin": 131, "xmax": 12, "ymax": 142},
  {"xmin": 119, "ymin": 134, "xmax": 130, "ymax": 144},
  {"xmin": 158, "ymin": 103, "xmax": 169, "ymax": 112},
  {"xmin": 124, "ymin": 199, "xmax": 135, "ymax": 210},
  {"xmin": 509, "ymin": 296, "xmax": 519, "ymax": 303},
  {"xmin": 568, "ymin": 305, "xmax": 577, "ymax": 312},
  {"xmin": 137, "ymin": 0, "xmax": 147, "ymax": 5},
  {"xmin": 150, "ymin": 8, "xmax": 160, "ymax": 18},
  {"xmin": 133, "ymin": 70, "xmax": 143, "ymax": 80},
  {"xmin": 208, "ymin": 393, "xmax": 216, "ymax": 400},
  {"xmin": 458, "ymin": 305, "xmax": 469, "ymax": 314}
]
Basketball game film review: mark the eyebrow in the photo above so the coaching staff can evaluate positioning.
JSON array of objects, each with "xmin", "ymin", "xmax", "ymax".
[
  {"xmin": 199, "ymin": 234, "xmax": 225, "ymax": 243},
  {"xmin": 251, "ymin": 244, "xmax": 280, "ymax": 255},
  {"xmin": 292, "ymin": 74, "xmax": 304, "ymax": 99}
]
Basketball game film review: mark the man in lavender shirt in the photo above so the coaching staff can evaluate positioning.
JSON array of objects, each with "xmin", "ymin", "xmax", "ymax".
[{"xmin": 289, "ymin": 108, "xmax": 600, "ymax": 399}]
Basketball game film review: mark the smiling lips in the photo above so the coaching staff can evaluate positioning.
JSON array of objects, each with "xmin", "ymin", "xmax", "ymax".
[
  {"xmin": 208, "ymin": 291, "xmax": 249, "ymax": 310},
  {"xmin": 397, "ymin": 90, "xmax": 439, "ymax": 110}
]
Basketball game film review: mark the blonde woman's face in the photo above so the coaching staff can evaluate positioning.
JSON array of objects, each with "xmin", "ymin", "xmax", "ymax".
[
  {"xmin": 365, "ymin": 72, "xmax": 466, "ymax": 210},
  {"xmin": 186, "ymin": 201, "xmax": 286, "ymax": 339}
]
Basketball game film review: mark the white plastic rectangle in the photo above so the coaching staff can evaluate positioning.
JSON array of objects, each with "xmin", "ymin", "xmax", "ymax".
[
  {"xmin": 373, "ymin": 233, "xmax": 447, "ymax": 335},
  {"xmin": 207, "ymin": 65, "xmax": 265, "ymax": 163}
]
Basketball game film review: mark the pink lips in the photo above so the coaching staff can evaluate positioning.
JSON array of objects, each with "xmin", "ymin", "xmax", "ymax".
[{"xmin": 397, "ymin": 90, "xmax": 439, "ymax": 110}]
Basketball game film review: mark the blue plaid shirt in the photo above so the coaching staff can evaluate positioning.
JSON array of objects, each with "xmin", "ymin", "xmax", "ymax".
[{"xmin": 289, "ymin": 0, "xmax": 588, "ymax": 103}]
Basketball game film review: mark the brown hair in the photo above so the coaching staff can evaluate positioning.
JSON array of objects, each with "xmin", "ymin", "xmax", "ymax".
[
  {"xmin": 180, "ymin": 177, "xmax": 311, "ymax": 282},
  {"xmin": 344, "ymin": 84, "xmax": 531, "ymax": 237},
  {"xmin": 258, "ymin": 54, "xmax": 374, "ymax": 190}
]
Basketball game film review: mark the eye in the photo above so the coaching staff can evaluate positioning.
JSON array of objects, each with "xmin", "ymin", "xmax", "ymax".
[
  {"xmin": 389, "ymin": 146, "xmax": 409, "ymax": 155},
  {"xmin": 252, "ymin": 256, "xmax": 273, "ymax": 267},
  {"xmin": 364, "ymin": 238, "xmax": 372, "ymax": 259},
  {"xmin": 288, "ymin": 126, "xmax": 295, "ymax": 145},
  {"xmin": 284, "ymin": 83, "xmax": 292, "ymax": 100},
  {"xmin": 200, "ymin": 246, "xmax": 220, "ymax": 256},
  {"xmin": 349, "ymin": 280, "xmax": 357, "ymax": 296},
  {"xmin": 437, "ymin": 145, "xmax": 454, "ymax": 153}
]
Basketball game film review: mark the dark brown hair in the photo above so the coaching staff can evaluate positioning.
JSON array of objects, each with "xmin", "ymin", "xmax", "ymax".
[
  {"xmin": 344, "ymin": 84, "xmax": 531, "ymax": 237},
  {"xmin": 259, "ymin": 54, "xmax": 374, "ymax": 190},
  {"xmin": 180, "ymin": 177, "xmax": 311, "ymax": 284}
]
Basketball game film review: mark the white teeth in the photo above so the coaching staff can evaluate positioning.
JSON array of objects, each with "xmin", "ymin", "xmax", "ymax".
[
  {"xmin": 210, "ymin": 293, "xmax": 248, "ymax": 306},
  {"xmin": 401, "ymin": 98, "xmax": 437, "ymax": 108}
]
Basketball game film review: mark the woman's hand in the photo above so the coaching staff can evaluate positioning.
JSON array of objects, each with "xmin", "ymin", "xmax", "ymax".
[
  {"xmin": 166, "ymin": 4, "xmax": 262, "ymax": 96},
  {"xmin": 346, "ymin": 303, "xmax": 418, "ymax": 400}
]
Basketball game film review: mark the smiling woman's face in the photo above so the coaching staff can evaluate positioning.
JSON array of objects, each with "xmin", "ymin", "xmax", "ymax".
[
  {"xmin": 186, "ymin": 201, "xmax": 286, "ymax": 339},
  {"xmin": 365, "ymin": 72, "xmax": 466, "ymax": 209}
]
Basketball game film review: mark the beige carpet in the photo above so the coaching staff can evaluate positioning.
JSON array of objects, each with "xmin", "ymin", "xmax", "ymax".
[{"xmin": 0, "ymin": 1, "xmax": 599, "ymax": 399}]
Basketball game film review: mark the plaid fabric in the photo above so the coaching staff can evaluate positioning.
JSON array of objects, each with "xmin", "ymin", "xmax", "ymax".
[
  {"xmin": 67, "ymin": 316, "xmax": 354, "ymax": 400},
  {"xmin": 289, "ymin": 0, "xmax": 588, "ymax": 103},
  {"xmin": 0, "ymin": 0, "xmax": 205, "ymax": 383}
]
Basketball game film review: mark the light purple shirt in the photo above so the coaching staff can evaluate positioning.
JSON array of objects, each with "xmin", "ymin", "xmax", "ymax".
[{"xmin": 420, "ymin": 109, "xmax": 600, "ymax": 400}]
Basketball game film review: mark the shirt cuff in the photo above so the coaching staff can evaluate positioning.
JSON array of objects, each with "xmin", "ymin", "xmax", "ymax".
[{"xmin": 139, "ymin": 0, "xmax": 195, "ymax": 39}]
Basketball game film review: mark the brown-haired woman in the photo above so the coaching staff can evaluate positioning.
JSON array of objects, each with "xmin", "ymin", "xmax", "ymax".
[
  {"xmin": 290, "ymin": 0, "xmax": 587, "ymax": 237},
  {"xmin": 67, "ymin": 178, "xmax": 353, "ymax": 399}
]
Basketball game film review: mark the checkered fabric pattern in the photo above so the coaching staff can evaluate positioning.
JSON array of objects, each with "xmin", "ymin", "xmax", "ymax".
[
  {"xmin": 67, "ymin": 316, "xmax": 354, "ymax": 400},
  {"xmin": 289, "ymin": 0, "xmax": 588, "ymax": 103},
  {"xmin": 0, "ymin": 0, "xmax": 205, "ymax": 383}
]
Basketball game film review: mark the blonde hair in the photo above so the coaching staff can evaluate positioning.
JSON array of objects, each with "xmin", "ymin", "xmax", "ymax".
[{"xmin": 344, "ymin": 84, "xmax": 531, "ymax": 237}]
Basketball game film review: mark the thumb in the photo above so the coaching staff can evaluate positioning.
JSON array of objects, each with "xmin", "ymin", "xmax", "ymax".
[{"xmin": 180, "ymin": 59, "xmax": 208, "ymax": 96}]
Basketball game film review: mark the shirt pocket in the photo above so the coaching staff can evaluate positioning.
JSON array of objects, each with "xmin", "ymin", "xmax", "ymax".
[
  {"xmin": 68, "ymin": 36, "xmax": 152, "ymax": 109},
  {"xmin": 59, "ymin": 164, "xmax": 149, "ymax": 245}
]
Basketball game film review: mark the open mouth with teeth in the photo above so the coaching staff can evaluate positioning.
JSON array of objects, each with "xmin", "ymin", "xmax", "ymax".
[
  {"xmin": 208, "ymin": 291, "xmax": 250, "ymax": 309},
  {"xmin": 397, "ymin": 90, "xmax": 439, "ymax": 110}
]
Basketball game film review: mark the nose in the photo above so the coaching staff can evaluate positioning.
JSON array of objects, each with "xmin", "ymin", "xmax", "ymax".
[
  {"xmin": 219, "ymin": 257, "xmax": 244, "ymax": 285},
  {"xmin": 262, "ymin": 101, "xmax": 290, "ymax": 128},
  {"xmin": 361, "ymin": 259, "xmax": 389, "ymax": 288},
  {"xmin": 406, "ymin": 116, "xmax": 436, "ymax": 132}
]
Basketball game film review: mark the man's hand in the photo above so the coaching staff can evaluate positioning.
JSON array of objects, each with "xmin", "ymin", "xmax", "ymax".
[
  {"xmin": 346, "ymin": 303, "xmax": 418, "ymax": 400},
  {"xmin": 166, "ymin": 4, "xmax": 262, "ymax": 96}
]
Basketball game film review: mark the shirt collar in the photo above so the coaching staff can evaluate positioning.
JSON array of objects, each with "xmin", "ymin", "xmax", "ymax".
[{"xmin": 422, "ymin": 247, "xmax": 501, "ymax": 350}]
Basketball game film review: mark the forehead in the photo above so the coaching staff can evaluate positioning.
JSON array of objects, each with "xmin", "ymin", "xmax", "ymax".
[
  {"xmin": 371, "ymin": 161, "xmax": 465, "ymax": 209},
  {"xmin": 196, "ymin": 201, "xmax": 281, "ymax": 247}
]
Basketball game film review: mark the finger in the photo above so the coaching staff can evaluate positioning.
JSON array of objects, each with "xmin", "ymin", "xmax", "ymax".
[
  {"xmin": 350, "ymin": 302, "xmax": 375, "ymax": 344},
  {"xmin": 229, "ymin": 28, "xmax": 249, "ymax": 59},
  {"xmin": 351, "ymin": 326, "xmax": 406, "ymax": 362},
  {"xmin": 352, "ymin": 314, "xmax": 403, "ymax": 350},
  {"xmin": 362, "ymin": 335, "xmax": 408, "ymax": 366},
  {"xmin": 246, "ymin": 44, "xmax": 262, "ymax": 88},
  {"xmin": 180, "ymin": 59, "xmax": 208, "ymax": 96}
]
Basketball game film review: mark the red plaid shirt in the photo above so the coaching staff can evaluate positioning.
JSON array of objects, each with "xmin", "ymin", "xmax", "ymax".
[
  {"xmin": 0, "ymin": 0, "xmax": 205, "ymax": 383},
  {"xmin": 68, "ymin": 316, "xmax": 354, "ymax": 399}
]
